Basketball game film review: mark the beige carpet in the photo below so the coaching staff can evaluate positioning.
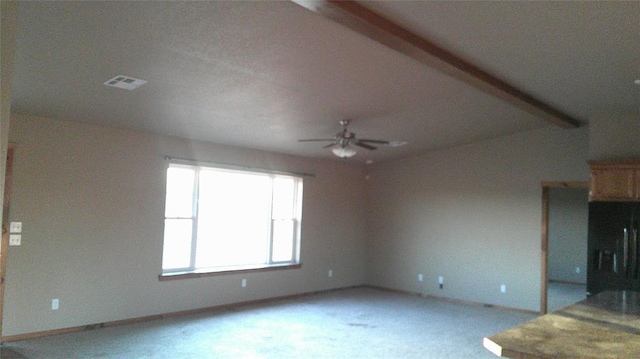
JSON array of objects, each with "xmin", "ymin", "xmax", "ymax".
[{"xmin": 5, "ymin": 287, "xmax": 536, "ymax": 359}]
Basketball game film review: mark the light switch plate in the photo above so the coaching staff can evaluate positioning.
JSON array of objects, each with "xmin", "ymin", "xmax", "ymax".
[
  {"xmin": 9, "ymin": 234, "xmax": 21, "ymax": 246},
  {"xmin": 9, "ymin": 222, "xmax": 22, "ymax": 233}
]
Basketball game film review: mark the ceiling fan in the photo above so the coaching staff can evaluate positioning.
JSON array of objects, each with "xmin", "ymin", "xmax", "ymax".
[{"xmin": 299, "ymin": 120, "xmax": 406, "ymax": 158}]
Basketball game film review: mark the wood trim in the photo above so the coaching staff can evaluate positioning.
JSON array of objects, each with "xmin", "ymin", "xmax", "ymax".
[
  {"xmin": 159, "ymin": 263, "xmax": 302, "ymax": 281},
  {"xmin": 1, "ymin": 285, "xmax": 360, "ymax": 343},
  {"xmin": 548, "ymin": 279, "xmax": 586, "ymax": 286},
  {"xmin": 588, "ymin": 159, "xmax": 640, "ymax": 168},
  {"xmin": 290, "ymin": 0, "xmax": 581, "ymax": 129},
  {"xmin": 2, "ymin": 326, "xmax": 83, "ymax": 343},
  {"xmin": 540, "ymin": 181, "xmax": 589, "ymax": 189},
  {"xmin": 0, "ymin": 145, "xmax": 14, "ymax": 337},
  {"xmin": 540, "ymin": 186, "xmax": 549, "ymax": 315}
]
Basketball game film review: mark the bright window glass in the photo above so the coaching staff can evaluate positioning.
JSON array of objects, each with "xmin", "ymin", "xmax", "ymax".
[{"xmin": 162, "ymin": 163, "xmax": 302, "ymax": 274}]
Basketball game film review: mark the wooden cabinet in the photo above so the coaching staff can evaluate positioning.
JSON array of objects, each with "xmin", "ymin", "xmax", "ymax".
[{"xmin": 589, "ymin": 160, "xmax": 640, "ymax": 202}]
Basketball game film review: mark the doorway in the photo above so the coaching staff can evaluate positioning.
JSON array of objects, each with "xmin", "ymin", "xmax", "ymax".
[{"xmin": 540, "ymin": 182, "xmax": 589, "ymax": 314}]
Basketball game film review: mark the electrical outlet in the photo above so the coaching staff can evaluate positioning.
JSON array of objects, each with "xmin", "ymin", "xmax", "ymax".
[
  {"xmin": 500, "ymin": 284, "xmax": 507, "ymax": 293},
  {"xmin": 328, "ymin": 269, "xmax": 333, "ymax": 278},
  {"xmin": 52, "ymin": 299, "xmax": 59, "ymax": 310},
  {"xmin": 418, "ymin": 274, "xmax": 424, "ymax": 282},
  {"xmin": 9, "ymin": 222, "xmax": 22, "ymax": 233},
  {"xmin": 9, "ymin": 234, "xmax": 21, "ymax": 246},
  {"xmin": 575, "ymin": 267, "xmax": 581, "ymax": 274},
  {"xmin": 241, "ymin": 279, "xmax": 247, "ymax": 288}
]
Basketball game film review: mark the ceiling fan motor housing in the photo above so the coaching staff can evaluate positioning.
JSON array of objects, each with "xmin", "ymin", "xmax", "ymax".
[{"xmin": 339, "ymin": 130, "xmax": 356, "ymax": 144}]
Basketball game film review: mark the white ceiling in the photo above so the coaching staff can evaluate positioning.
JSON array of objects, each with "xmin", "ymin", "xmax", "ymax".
[{"xmin": 10, "ymin": 1, "xmax": 640, "ymax": 163}]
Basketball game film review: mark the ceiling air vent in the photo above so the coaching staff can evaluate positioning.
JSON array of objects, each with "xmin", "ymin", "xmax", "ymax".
[{"xmin": 103, "ymin": 75, "xmax": 147, "ymax": 90}]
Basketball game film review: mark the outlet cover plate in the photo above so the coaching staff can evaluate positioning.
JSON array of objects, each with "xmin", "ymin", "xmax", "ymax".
[
  {"xmin": 9, "ymin": 222, "xmax": 22, "ymax": 233},
  {"xmin": 9, "ymin": 234, "xmax": 21, "ymax": 246}
]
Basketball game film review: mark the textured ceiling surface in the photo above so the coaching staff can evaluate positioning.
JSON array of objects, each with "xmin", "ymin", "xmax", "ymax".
[{"xmin": 10, "ymin": 1, "xmax": 640, "ymax": 163}]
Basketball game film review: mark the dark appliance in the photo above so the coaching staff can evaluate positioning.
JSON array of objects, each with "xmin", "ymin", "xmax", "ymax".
[{"xmin": 587, "ymin": 202, "xmax": 640, "ymax": 295}]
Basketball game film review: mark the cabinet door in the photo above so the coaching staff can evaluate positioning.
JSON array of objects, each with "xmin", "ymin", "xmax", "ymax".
[
  {"xmin": 590, "ymin": 168, "xmax": 635, "ymax": 201},
  {"xmin": 636, "ymin": 170, "xmax": 640, "ymax": 199}
]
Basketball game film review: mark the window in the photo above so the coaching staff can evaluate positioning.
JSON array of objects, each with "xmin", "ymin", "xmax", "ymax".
[{"xmin": 161, "ymin": 162, "xmax": 303, "ymax": 276}]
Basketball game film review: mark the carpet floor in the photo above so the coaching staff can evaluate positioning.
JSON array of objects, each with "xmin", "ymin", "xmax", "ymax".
[
  {"xmin": 0, "ymin": 348, "xmax": 26, "ymax": 359},
  {"xmin": 3, "ymin": 287, "xmax": 537, "ymax": 359}
]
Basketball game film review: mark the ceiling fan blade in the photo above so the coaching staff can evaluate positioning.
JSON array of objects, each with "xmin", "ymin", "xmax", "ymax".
[
  {"xmin": 354, "ymin": 142, "xmax": 377, "ymax": 150},
  {"xmin": 357, "ymin": 139, "xmax": 390, "ymax": 145},
  {"xmin": 323, "ymin": 142, "xmax": 337, "ymax": 149},
  {"xmin": 298, "ymin": 138, "xmax": 336, "ymax": 142}
]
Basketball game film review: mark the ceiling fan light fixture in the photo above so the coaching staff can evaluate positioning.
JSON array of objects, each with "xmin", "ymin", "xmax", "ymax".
[
  {"xmin": 387, "ymin": 140, "xmax": 408, "ymax": 147},
  {"xmin": 332, "ymin": 146, "xmax": 357, "ymax": 158}
]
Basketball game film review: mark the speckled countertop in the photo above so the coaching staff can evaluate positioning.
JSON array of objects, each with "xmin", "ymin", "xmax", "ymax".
[{"xmin": 484, "ymin": 291, "xmax": 640, "ymax": 358}]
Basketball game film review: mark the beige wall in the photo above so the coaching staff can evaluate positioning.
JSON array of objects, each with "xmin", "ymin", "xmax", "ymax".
[
  {"xmin": 3, "ymin": 115, "xmax": 367, "ymax": 336},
  {"xmin": 547, "ymin": 187, "xmax": 588, "ymax": 284},
  {"xmin": 364, "ymin": 126, "xmax": 590, "ymax": 312},
  {"xmin": 589, "ymin": 114, "xmax": 640, "ymax": 160}
]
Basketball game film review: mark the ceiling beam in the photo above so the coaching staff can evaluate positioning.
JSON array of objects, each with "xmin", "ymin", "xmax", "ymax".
[{"xmin": 291, "ymin": 0, "xmax": 581, "ymax": 129}]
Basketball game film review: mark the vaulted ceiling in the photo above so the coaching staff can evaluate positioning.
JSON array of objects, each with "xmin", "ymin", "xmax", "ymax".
[{"xmin": 10, "ymin": 1, "xmax": 640, "ymax": 163}]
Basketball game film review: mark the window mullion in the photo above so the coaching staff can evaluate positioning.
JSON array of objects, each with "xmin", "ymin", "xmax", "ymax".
[
  {"xmin": 190, "ymin": 168, "xmax": 200, "ymax": 271},
  {"xmin": 267, "ymin": 176, "xmax": 275, "ymax": 264},
  {"xmin": 293, "ymin": 179, "xmax": 302, "ymax": 262},
  {"xmin": 292, "ymin": 218, "xmax": 299, "ymax": 263}
]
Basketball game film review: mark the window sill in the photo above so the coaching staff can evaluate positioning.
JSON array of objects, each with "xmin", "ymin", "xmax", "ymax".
[{"xmin": 159, "ymin": 263, "xmax": 302, "ymax": 281}]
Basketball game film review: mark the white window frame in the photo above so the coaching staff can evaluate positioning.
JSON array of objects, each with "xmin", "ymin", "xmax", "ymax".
[{"xmin": 161, "ymin": 161, "xmax": 303, "ymax": 278}]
